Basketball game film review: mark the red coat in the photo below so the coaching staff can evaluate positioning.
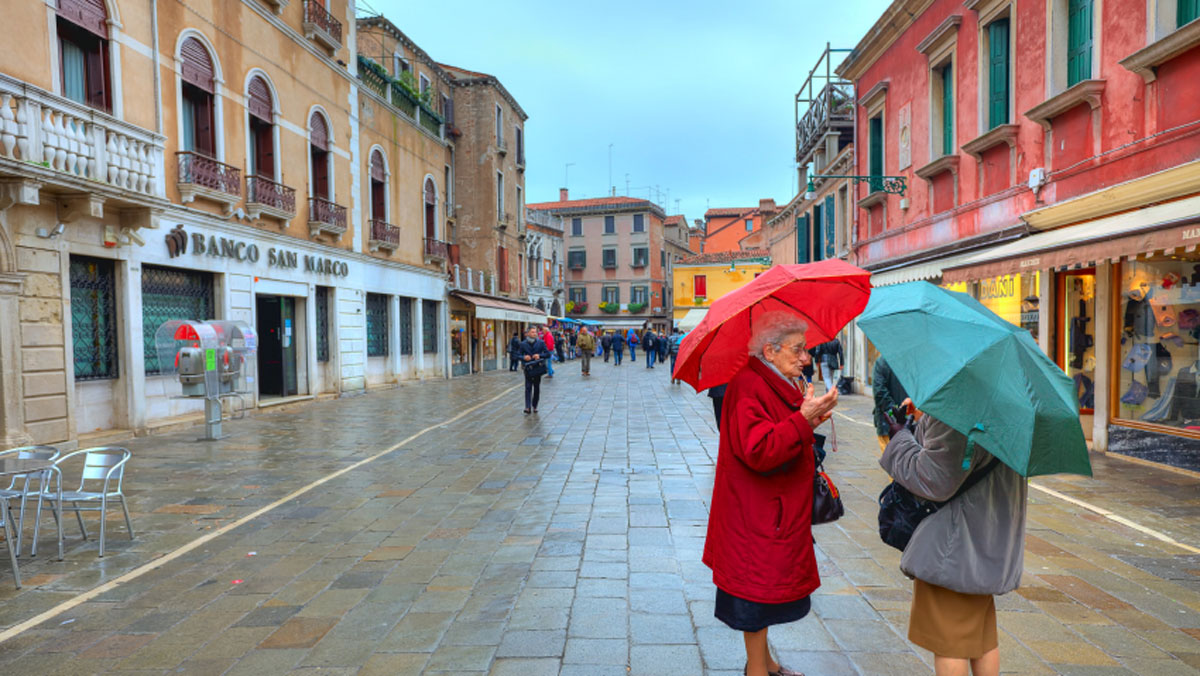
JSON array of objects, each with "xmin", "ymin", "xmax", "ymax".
[{"xmin": 702, "ymin": 357, "xmax": 820, "ymax": 604}]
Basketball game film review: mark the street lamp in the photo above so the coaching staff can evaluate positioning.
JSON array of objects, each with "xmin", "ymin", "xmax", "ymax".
[{"xmin": 804, "ymin": 174, "xmax": 908, "ymax": 201}]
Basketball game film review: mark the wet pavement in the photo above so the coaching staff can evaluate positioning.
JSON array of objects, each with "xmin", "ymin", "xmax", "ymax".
[{"xmin": 0, "ymin": 358, "xmax": 1198, "ymax": 674}]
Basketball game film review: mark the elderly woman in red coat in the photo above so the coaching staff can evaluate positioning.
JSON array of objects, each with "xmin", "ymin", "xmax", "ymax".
[{"xmin": 703, "ymin": 311, "xmax": 839, "ymax": 676}]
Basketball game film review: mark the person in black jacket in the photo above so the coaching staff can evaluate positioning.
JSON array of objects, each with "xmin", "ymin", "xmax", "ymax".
[
  {"xmin": 507, "ymin": 333, "xmax": 522, "ymax": 371},
  {"xmin": 517, "ymin": 327, "xmax": 552, "ymax": 414},
  {"xmin": 872, "ymin": 357, "xmax": 910, "ymax": 452},
  {"xmin": 601, "ymin": 332, "xmax": 613, "ymax": 362}
]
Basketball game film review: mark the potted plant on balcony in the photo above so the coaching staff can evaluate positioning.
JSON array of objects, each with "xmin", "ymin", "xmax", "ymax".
[
  {"xmin": 627, "ymin": 302, "xmax": 647, "ymax": 314},
  {"xmin": 598, "ymin": 301, "xmax": 620, "ymax": 314},
  {"xmin": 693, "ymin": 297, "xmax": 707, "ymax": 306}
]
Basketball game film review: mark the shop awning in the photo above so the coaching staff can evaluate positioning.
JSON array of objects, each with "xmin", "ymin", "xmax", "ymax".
[
  {"xmin": 676, "ymin": 308, "xmax": 708, "ymax": 331},
  {"xmin": 943, "ymin": 195, "xmax": 1200, "ymax": 284},
  {"xmin": 870, "ymin": 249, "xmax": 1001, "ymax": 287},
  {"xmin": 451, "ymin": 291, "xmax": 547, "ymax": 324}
]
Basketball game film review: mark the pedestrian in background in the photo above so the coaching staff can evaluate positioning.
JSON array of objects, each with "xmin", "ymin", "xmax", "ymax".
[
  {"xmin": 612, "ymin": 330, "xmax": 626, "ymax": 365},
  {"xmin": 601, "ymin": 331, "xmax": 613, "ymax": 362},
  {"xmin": 628, "ymin": 328, "xmax": 639, "ymax": 361},
  {"xmin": 577, "ymin": 328, "xmax": 596, "ymax": 376},
  {"xmin": 708, "ymin": 384, "xmax": 726, "ymax": 429},
  {"xmin": 872, "ymin": 357, "xmax": 909, "ymax": 452},
  {"xmin": 817, "ymin": 337, "xmax": 844, "ymax": 393},
  {"xmin": 703, "ymin": 311, "xmax": 838, "ymax": 676},
  {"xmin": 880, "ymin": 411, "xmax": 1026, "ymax": 676},
  {"xmin": 569, "ymin": 330, "xmax": 578, "ymax": 360},
  {"xmin": 542, "ymin": 327, "xmax": 556, "ymax": 378},
  {"xmin": 669, "ymin": 329, "xmax": 684, "ymax": 384},
  {"xmin": 554, "ymin": 330, "xmax": 566, "ymax": 364},
  {"xmin": 657, "ymin": 330, "xmax": 669, "ymax": 365},
  {"xmin": 517, "ymin": 326, "xmax": 551, "ymax": 414},
  {"xmin": 643, "ymin": 329, "xmax": 658, "ymax": 369},
  {"xmin": 507, "ymin": 332, "xmax": 521, "ymax": 372}
]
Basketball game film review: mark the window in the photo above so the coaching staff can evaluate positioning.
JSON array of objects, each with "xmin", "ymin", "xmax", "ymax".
[
  {"xmin": 424, "ymin": 177, "xmax": 437, "ymax": 238},
  {"xmin": 393, "ymin": 54, "xmax": 410, "ymax": 76},
  {"xmin": 602, "ymin": 248, "xmax": 617, "ymax": 268},
  {"xmin": 498, "ymin": 246, "xmax": 509, "ymax": 292},
  {"xmin": 496, "ymin": 172, "xmax": 504, "ymax": 218},
  {"xmin": 366, "ymin": 293, "xmax": 389, "ymax": 357},
  {"xmin": 693, "ymin": 275, "xmax": 707, "ymax": 298},
  {"xmin": 661, "ymin": 250, "xmax": 666, "ymax": 267},
  {"xmin": 422, "ymin": 299, "xmax": 438, "ymax": 353},
  {"xmin": 441, "ymin": 94, "xmax": 454, "ymax": 124},
  {"xmin": 142, "ymin": 265, "xmax": 214, "ymax": 374},
  {"xmin": 1067, "ymin": 0, "xmax": 1094, "ymax": 87},
  {"xmin": 315, "ymin": 286, "xmax": 330, "ymax": 362},
  {"xmin": 516, "ymin": 126, "xmax": 524, "ymax": 165},
  {"xmin": 570, "ymin": 287, "xmax": 587, "ymax": 303},
  {"xmin": 180, "ymin": 37, "xmax": 216, "ymax": 156},
  {"xmin": 444, "ymin": 165, "xmax": 452, "ymax": 215},
  {"xmin": 495, "ymin": 104, "xmax": 503, "ymax": 144},
  {"xmin": 571, "ymin": 218, "xmax": 582, "ymax": 236},
  {"xmin": 57, "ymin": 4, "xmax": 110, "ymax": 112},
  {"xmin": 823, "ymin": 195, "xmax": 837, "ymax": 259},
  {"xmin": 399, "ymin": 297, "xmax": 414, "ymax": 355},
  {"xmin": 604, "ymin": 215, "xmax": 615, "ymax": 234},
  {"xmin": 248, "ymin": 76, "xmax": 275, "ymax": 179},
  {"xmin": 568, "ymin": 249, "xmax": 586, "ymax": 268},
  {"xmin": 633, "ymin": 214, "xmax": 645, "ymax": 233},
  {"xmin": 70, "ymin": 256, "xmax": 117, "ymax": 381},
  {"xmin": 370, "ymin": 150, "xmax": 387, "ymax": 222},
  {"xmin": 987, "ymin": 19, "xmax": 1011, "ymax": 128},
  {"xmin": 868, "ymin": 115, "xmax": 884, "ymax": 192},
  {"xmin": 1182, "ymin": 0, "xmax": 1200, "ymax": 26},
  {"xmin": 797, "ymin": 214, "xmax": 810, "ymax": 262},
  {"xmin": 632, "ymin": 246, "xmax": 649, "ymax": 267},
  {"xmin": 603, "ymin": 286, "xmax": 619, "ymax": 304},
  {"xmin": 516, "ymin": 186, "xmax": 523, "ymax": 226},
  {"xmin": 419, "ymin": 73, "xmax": 430, "ymax": 94},
  {"xmin": 631, "ymin": 286, "xmax": 648, "ymax": 304},
  {"xmin": 933, "ymin": 61, "xmax": 954, "ymax": 157},
  {"xmin": 309, "ymin": 111, "xmax": 332, "ymax": 199},
  {"xmin": 745, "ymin": 218, "xmax": 754, "ymax": 232}
]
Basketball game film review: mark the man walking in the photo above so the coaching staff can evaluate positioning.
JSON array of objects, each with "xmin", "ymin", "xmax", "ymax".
[
  {"xmin": 569, "ymin": 330, "xmax": 578, "ymax": 360},
  {"xmin": 657, "ymin": 330, "xmax": 669, "ymax": 366},
  {"xmin": 601, "ymin": 331, "xmax": 612, "ymax": 362},
  {"xmin": 612, "ymin": 330, "xmax": 625, "ymax": 365},
  {"xmin": 669, "ymin": 329, "xmax": 684, "ymax": 384},
  {"xmin": 542, "ymin": 327, "xmax": 556, "ymax": 378},
  {"xmin": 517, "ymin": 327, "xmax": 551, "ymax": 414},
  {"xmin": 818, "ymin": 337, "xmax": 844, "ymax": 393},
  {"xmin": 872, "ymin": 356, "xmax": 910, "ymax": 452},
  {"xmin": 507, "ymin": 332, "xmax": 521, "ymax": 371},
  {"xmin": 627, "ymin": 328, "xmax": 639, "ymax": 361},
  {"xmin": 643, "ymin": 329, "xmax": 657, "ymax": 368},
  {"xmin": 577, "ymin": 327, "xmax": 596, "ymax": 376}
]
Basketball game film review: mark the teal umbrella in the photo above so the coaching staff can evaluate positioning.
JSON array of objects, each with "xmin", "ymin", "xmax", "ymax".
[{"xmin": 858, "ymin": 281, "xmax": 1091, "ymax": 477}]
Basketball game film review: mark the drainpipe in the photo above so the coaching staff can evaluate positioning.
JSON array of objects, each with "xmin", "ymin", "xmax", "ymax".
[{"xmin": 150, "ymin": 0, "xmax": 162, "ymax": 134}]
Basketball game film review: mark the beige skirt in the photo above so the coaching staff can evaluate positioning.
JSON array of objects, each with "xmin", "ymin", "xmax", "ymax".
[{"xmin": 908, "ymin": 578, "xmax": 998, "ymax": 659}]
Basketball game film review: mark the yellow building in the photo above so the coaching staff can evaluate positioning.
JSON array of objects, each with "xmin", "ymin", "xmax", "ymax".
[{"xmin": 672, "ymin": 249, "xmax": 771, "ymax": 331}]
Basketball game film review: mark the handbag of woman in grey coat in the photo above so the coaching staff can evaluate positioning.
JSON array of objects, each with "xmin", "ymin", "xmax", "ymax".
[{"xmin": 880, "ymin": 413, "xmax": 1027, "ymax": 676}]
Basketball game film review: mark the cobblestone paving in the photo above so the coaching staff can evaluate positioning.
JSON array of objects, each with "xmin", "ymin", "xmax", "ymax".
[{"xmin": 0, "ymin": 359, "xmax": 1198, "ymax": 674}]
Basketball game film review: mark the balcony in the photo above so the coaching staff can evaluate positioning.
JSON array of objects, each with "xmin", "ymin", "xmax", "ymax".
[
  {"xmin": 497, "ymin": 211, "xmax": 512, "ymax": 229},
  {"xmin": 303, "ymin": 0, "xmax": 342, "ymax": 53},
  {"xmin": 424, "ymin": 237, "xmax": 449, "ymax": 262},
  {"xmin": 368, "ymin": 218, "xmax": 400, "ymax": 252},
  {"xmin": 449, "ymin": 264, "xmax": 495, "ymax": 295},
  {"xmin": 177, "ymin": 152, "xmax": 240, "ymax": 215},
  {"xmin": 0, "ymin": 73, "xmax": 165, "ymax": 224},
  {"xmin": 796, "ymin": 82, "xmax": 855, "ymax": 164},
  {"xmin": 307, "ymin": 195, "xmax": 346, "ymax": 239},
  {"xmin": 245, "ymin": 174, "xmax": 295, "ymax": 221}
]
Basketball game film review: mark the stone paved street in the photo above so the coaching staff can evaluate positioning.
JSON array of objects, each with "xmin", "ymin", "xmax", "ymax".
[{"xmin": 0, "ymin": 361, "xmax": 1199, "ymax": 674}]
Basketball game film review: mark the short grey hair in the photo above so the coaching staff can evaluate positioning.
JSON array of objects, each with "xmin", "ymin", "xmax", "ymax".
[{"xmin": 747, "ymin": 311, "xmax": 809, "ymax": 357}]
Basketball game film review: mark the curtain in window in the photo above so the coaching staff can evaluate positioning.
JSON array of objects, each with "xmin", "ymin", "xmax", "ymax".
[
  {"xmin": 62, "ymin": 39, "xmax": 87, "ymax": 104},
  {"xmin": 182, "ymin": 96, "xmax": 196, "ymax": 152}
]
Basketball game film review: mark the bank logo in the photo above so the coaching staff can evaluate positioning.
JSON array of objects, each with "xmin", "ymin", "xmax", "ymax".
[{"xmin": 166, "ymin": 225, "xmax": 188, "ymax": 258}]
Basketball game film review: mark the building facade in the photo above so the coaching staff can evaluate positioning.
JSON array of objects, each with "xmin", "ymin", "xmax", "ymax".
[
  {"xmin": 530, "ymin": 191, "xmax": 672, "ymax": 331},
  {"xmin": 524, "ymin": 207, "xmax": 565, "ymax": 316},
  {"xmin": 840, "ymin": 0, "xmax": 1200, "ymax": 470},
  {"xmin": 701, "ymin": 202, "xmax": 778, "ymax": 254},
  {"xmin": 671, "ymin": 250, "xmax": 772, "ymax": 331}
]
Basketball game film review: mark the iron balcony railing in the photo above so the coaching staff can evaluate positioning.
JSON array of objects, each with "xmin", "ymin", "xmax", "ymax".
[
  {"xmin": 369, "ymin": 218, "xmax": 400, "ymax": 248},
  {"xmin": 303, "ymin": 1, "xmax": 342, "ymax": 46},
  {"xmin": 177, "ymin": 151, "xmax": 240, "ymax": 198},
  {"xmin": 246, "ymin": 174, "xmax": 295, "ymax": 215},
  {"xmin": 308, "ymin": 195, "xmax": 347, "ymax": 232},
  {"xmin": 796, "ymin": 82, "xmax": 855, "ymax": 163},
  {"xmin": 424, "ymin": 237, "xmax": 449, "ymax": 260}
]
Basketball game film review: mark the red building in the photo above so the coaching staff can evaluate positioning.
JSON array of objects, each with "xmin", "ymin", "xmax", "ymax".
[
  {"xmin": 839, "ymin": 0, "xmax": 1200, "ymax": 469},
  {"xmin": 701, "ymin": 201, "xmax": 778, "ymax": 253}
]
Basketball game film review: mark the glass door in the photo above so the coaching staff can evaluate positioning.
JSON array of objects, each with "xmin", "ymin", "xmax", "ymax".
[{"xmin": 1057, "ymin": 270, "xmax": 1096, "ymax": 414}]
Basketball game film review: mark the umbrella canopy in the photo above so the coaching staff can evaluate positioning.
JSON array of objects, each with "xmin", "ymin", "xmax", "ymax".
[
  {"xmin": 858, "ymin": 281, "xmax": 1090, "ymax": 477},
  {"xmin": 673, "ymin": 259, "xmax": 872, "ymax": 391}
]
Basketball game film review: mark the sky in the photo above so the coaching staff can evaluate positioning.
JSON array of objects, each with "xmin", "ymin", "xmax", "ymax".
[{"xmin": 364, "ymin": 0, "xmax": 885, "ymax": 222}]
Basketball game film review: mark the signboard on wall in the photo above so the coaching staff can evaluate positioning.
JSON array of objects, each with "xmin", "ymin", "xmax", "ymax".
[{"xmin": 898, "ymin": 103, "xmax": 912, "ymax": 171}]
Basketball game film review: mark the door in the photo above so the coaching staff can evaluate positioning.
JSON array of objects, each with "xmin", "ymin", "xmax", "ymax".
[
  {"xmin": 256, "ymin": 295, "xmax": 298, "ymax": 398},
  {"xmin": 280, "ymin": 297, "xmax": 297, "ymax": 396}
]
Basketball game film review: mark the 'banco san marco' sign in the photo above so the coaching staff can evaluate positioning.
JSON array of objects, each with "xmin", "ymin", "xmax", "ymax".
[{"xmin": 164, "ymin": 225, "xmax": 350, "ymax": 277}]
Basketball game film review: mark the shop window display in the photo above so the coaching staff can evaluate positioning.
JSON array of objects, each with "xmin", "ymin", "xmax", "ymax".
[
  {"xmin": 1060, "ymin": 272, "xmax": 1095, "ymax": 411},
  {"xmin": 969, "ymin": 273, "xmax": 1040, "ymax": 342},
  {"xmin": 1117, "ymin": 258, "xmax": 1200, "ymax": 430},
  {"xmin": 450, "ymin": 312, "xmax": 469, "ymax": 367}
]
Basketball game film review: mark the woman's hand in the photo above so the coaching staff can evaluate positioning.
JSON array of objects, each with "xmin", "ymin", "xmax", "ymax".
[{"xmin": 800, "ymin": 384, "xmax": 838, "ymax": 428}]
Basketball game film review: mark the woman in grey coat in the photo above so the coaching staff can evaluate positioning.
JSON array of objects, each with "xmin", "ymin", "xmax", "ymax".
[{"xmin": 880, "ymin": 413, "xmax": 1027, "ymax": 676}]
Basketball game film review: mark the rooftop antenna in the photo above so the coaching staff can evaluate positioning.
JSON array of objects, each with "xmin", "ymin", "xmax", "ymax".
[
  {"xmin": 625, "ymin": 174, "xmax": 630, "ymax": 196},
  {"xmin": 608, "ymin": 143, "xmax": 613, "ymax": 196},
  {"xmin": 564, "ymin": 162, "xmax": 575, "ymax": 189}
]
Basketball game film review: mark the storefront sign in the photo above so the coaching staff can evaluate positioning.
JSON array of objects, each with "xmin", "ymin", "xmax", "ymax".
[
  {"xmin": 978, "ymin": 276, "xmax": 1016, "ymax": 301},
  {"xmin": 165, "ymin": 225, "xmax": 348, "ymax": 277}
]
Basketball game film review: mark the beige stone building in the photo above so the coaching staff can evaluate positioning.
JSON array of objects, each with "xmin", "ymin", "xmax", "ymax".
[{"xmin": 0, "ymin": 1, "xmax": 533, "ymax": 446}]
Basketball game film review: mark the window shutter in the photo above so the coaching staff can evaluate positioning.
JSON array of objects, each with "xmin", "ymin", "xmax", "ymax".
[
  {"xmin": 57, "ymin": 0, "xmax": 108, "ymax": 38},
  {"xmin": 796, "ymin": 215, "xmax": 810, "ymax": 263},
  {"xmin": 254, "ymin": 123, "xmax": 275, "ymax": 179},
  {"xmin": 195, "ymin": 93, "xmax": 215, "ymax": 157},
  {"xmin": 424, "ymin": 178, "xmax": 436, "ymax": 205},
  {"xmin": 1180, "ymin": 0, "xmax": 1200, "ymax": 26},
  {"xmin": 1067, "ymin": 0, "xmax": 1093, "ymax": 87},
  {"xmin": 694, "ymin": 275, "xmax": 707, "ymax": 297},
  {"xmin": 811, "ymin": 208, "xmax": 823, "ymax": 262},
  {"xmin": 868, "ymin": 116, "xmax": 883, "ymax": 191},
  {"xmin": 988, "ymin": 20, "xmax": 1010, "ymax": 128},
  {"xmin": 248, "ymin": 76, "xmax": 273, "ymax": 122},
  {"xmin": 180, "ymin": 37, "xmax": 215, "ymax": 93},
  {"xmin": 309, "ymin": 112, "xmax": 329, "ymax": 151},
  {"xmin": 370, "ymin": 151, "xmax": 386, "ymax": 182},
  {"xmin": 824, "ymin": 195, "xmax": 836, "ymax": 259},
  {"xmin": 941, "ymin": 64, "xmax": 954, "ymax": 157},
  {"xmin": 84, "ymin": 37, "xmax": 108, "ymax": 110}
]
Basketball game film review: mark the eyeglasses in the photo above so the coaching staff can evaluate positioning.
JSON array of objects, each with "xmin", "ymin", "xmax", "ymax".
[{"xmin": 771, "ymin": 341, "xmax": 807, "ymax": 356}]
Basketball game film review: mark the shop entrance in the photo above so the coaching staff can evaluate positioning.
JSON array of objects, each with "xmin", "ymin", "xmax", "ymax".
[{"xmin": 257, "ymin": 295, "xmax": 298, "ymax": 398}]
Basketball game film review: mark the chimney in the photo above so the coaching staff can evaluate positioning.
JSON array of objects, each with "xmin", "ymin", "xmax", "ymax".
[
  {"xmin": 559, "ymin": 188, "xmax": 569, "ymax": 201},
  {"xmin": 758, "ymin": 198, "xmax": 777, "ymax": 216}
]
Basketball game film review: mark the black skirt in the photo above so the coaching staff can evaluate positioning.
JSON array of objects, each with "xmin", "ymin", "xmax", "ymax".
[{"xmin": 714, "ymin": 588, "xmax": 811, "ymax": 633}]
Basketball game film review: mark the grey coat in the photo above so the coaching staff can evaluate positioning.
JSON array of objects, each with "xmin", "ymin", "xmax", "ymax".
[{"xmin": 880, "ymin": 415, "xmax": 1027, "ymax": 596}]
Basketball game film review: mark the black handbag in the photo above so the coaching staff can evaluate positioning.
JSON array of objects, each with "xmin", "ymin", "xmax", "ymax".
[
  {"xmin": 877, "ymin": 457, "xmax": 1001, "ymax": 550},
  {"xmin": 811, "ymin": 433, "xmax": 844, "ymax": 525}
]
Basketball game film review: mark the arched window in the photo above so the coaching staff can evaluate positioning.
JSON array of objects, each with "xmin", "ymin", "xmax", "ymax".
[
  {"xmin": 423, "ymin": 177, "xmax": 437, "ymax": 239},
  {"xmin": 247, "ymin": 75, "xmax": 275, "ymax": 179},
  {"xmin": 309, "ymin": 111, "xmax": 331, "ymax": 199},
  {"xmin": 370, "ymin": 149, "xmax": 387, "ymax": 222},
  {"xmin": 57, "ymin": 0, "xmax": 111, "ymax": 111},
  {"xmin": 180, "ymin": 37, "xmax": 216, "ymax": 156}
]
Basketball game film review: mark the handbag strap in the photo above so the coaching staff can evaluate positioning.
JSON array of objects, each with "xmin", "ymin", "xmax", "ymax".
[{"xmin": 935, "ymin": 457, "xmax": 1002, "ymax": 508}]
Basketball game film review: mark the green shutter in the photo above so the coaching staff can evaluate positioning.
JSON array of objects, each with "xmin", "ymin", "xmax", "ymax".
[
  {"xmin": 1181, "ymin": 0, "xmax": 1200, "ymax": 26},
  {"xmin": 868, "ymin": 116, "xmax": 884, "ymax": 192},
  {"xmin": 797, "ymin": 215, "xmax": 810, "ymax": 263},
  {"xmin": 824, "ymin": 195, "xmax": 836, "ymax": 259},
  {"xmin": 988, "ymin": 20, "xmax": 1010, "ymax": 128},
  {"xmin": 1067, "ymin": 0, "xmax": 1093, "ymax": 87},
  {"xmin": 941, "ymin": 64, "xmax": 954, "ymax": 157},
  {"xmin": 812, "ymin": 206, "xmax": 824, "ymax": 262}
]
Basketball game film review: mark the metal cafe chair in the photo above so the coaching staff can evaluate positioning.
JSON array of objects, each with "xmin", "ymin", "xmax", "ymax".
[
  {"xmin": 34, "ymin": 447, "xmax": 134, "ymax": 558},
  {"xmin": 0, "ymin": 446, "xmax": 60, "ymax": 555}
]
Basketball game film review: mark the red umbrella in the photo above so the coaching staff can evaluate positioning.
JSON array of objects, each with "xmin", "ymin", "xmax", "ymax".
[{"xmin": 673, "ymin": 259, "xmax": 872, "ymax": 390}]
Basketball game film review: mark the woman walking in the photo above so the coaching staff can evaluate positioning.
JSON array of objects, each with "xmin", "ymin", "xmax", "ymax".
[
  {"xmin": 703, "ymin": 311, "xmax": 839, "ymax": 676},
  {"xmin": 880, "ymin": 412, "xmax": 1026, "ymax": 676}
]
